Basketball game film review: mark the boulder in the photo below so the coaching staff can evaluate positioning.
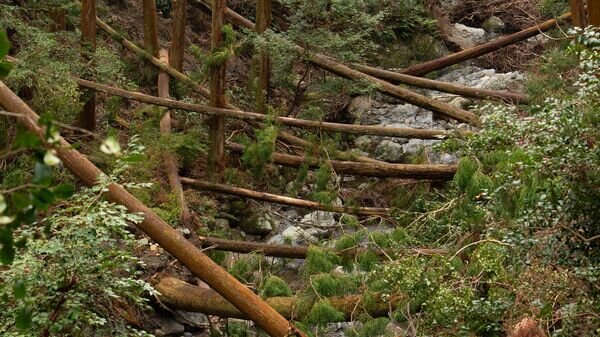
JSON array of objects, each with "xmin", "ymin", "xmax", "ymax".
[
  {"xmin": 300, "ymin": 211, "xmax": 337, "ymax": 228},
  {"xmin": 240, "ymin": 210, "xmax": 275, "ymax": 235},
  {"xmin": 483, "ymin": 16, "xmax": 505, "ymax": 33},
  {"xmin": 375, "ymin": 140, "xmax": 404, "ymax": 163}
]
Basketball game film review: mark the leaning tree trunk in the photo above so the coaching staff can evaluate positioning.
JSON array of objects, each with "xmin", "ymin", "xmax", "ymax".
[
  {"xmin": 158, "ymin": 49, "xmax": 194, "ymax": 229},
  {"xmin": 143, "ymin": 0, "xmax": 160, "ymax": 58},
  {"xmin": 0, "ymin": 80, "xmax": 308, "ymax": 337}
]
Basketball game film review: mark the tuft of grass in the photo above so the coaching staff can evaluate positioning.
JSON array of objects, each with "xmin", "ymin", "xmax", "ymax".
[
  {"xmin": 304, "ymin": 299, "xmax": 345, "ymax": 326},
  {"xmin": 260, "ymin": 276, "xmax": 292, "ymax": 298}
]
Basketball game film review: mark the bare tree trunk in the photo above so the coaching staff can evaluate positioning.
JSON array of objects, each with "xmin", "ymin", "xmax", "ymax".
[
  {"xmin": 158, "ymin": 49, "xmax": 194, "ymax": 229},
  {"xmin": 80, "ymin": 0, "xmax": 96, "ymax": 131},
  {"xmin": 196, "ymin": 236, "xmax": 447, "ymax": 259},
  {"xmin": 0, "ymin": 80, "xmax": 308, "ymax": 337},
  {"xmin": 143, "ymin": 0, "xmax": 160, "ymax": 58},
  {"xmin": 569, "ymin": 0, "xmax": 588, "ymax": 27},
  {"xmin": 170, "ymin": 0, "xmax": 187, "ymax": 71},
  {"xmin": 74, "ymin": 78, "xmax": 458, "ymax": 140},
  {"xmin": 181, "ymin": 177, "xmax": 390, "ymax": 216},
  {"xmin": 255, "ymin": 0, "xmax": 271, "ymax": 114},
  {"xmin": 156, "ymin": 277, "xmax": 405, "ymax": 320},
  {"xmin": 207, "ymin": 0, "xmax": 227, "ymax": 178}
]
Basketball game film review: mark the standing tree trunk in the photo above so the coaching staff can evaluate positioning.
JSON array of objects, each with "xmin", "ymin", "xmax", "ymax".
[
  {"xmin": 569, "ymin": 0, "xmax": 587, "ymax": 27},
  {"xmin": 143, "ymin": 0, "xmax": 160, "ymax": 58},
  {"xmin": 49, "ymin": 7, "xmax": 67, "ymax": 32},
  {"xmin": 170, "ymin": 0, "xmax": 187, "ymax": 71},
  {"xmin": 589, "ymin": 0, "xmax": 600, "ymax": 26},
  {"xmin": 255, "ymin": 0, "xmax": 271, "ymax": 114},
  {"xmin": 207, "ymin": 0, "xmax": 227, "ymax": 178},
  {"xmin": 158, "ymin": 49, "xmax": 194, "ymax": 229},
  {"xmin": 79, "ymin": 0, "xmax": 96, "ymax": 131}
]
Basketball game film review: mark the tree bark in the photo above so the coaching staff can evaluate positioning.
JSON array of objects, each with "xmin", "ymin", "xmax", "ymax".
[
  {"xmin": 75, "ymin": 78, "xmax": 458, "ymax": 140},
  {"xmin": 170, "ymin": 0, "xmax": 187, "ymax": 71},
  {"xmin": 255, "ymin": 0, "xmax": 271, "ymax": 114},
  {"xmin": 158, "ymin": 49, "xmax": 194, "ymax": 229},
  {"xmin": 569, "ymin": 0, "xmax": 587, "ymax": 27},
  {"xmin": 94, "ymin": 17, "xmax": 382, "ymax": 163},
  {"xmin": 80, "ymin": 0, "xmax": 96, "ymax": 131},
  {"xmin": 226, "ymin": 142, "xmax": 457, "ymax": 179},
  {"xmin": 180, "ymin": 177, "xmax": 389, "ymax": 216},
  {"xmin": 400, "ymin": 13, "xmax": 572, "ymax": 76},
  {"xmin": 208, "ymin": 0, "xmax": 228, "ymax": 177},
  {"xmin": 0, "ymin": 80, "xmax": 307, "ymax": 337},
  {"xmin": 143, "ymin": 0, "xmax": 160, "ymax": 58},
  {"xmin": 351, "ymin": 64, "xmax": 529, "ymax": 104},
  {"xmin": 589, "ymin": 0, "xmax": 600, "ymax": 26},
  {"xmin": 156, "ymin": 277, "xmax": 404, "ymax": 320},
  {"xmin": 197, "ymin": 236, "xmax": 447, "ymax": 259}
]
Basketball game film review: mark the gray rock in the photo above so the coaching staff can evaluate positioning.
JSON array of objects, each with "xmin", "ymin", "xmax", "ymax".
[
  {"xmin": 276, "ymin": 226, "xmax": 319, "ymax": 244},
  {"xmin": 402, "ymin": 139, "xmax": 425, "ymax": 156},
  {"xmin": 450, "ymin": 23, "xmax": 486, "ymax": 48},
  {"xmin": 301, "ymin": 211, "xmax": 337, "ymax": 228},
  {"xmin": 347, "ymin": 96, "xmax": 372, "ymax": 119},
  {"xmin": 240, "ymin": 210, "xmax": 275, "ymax": 235},
  {"xmin": 413, "ymin": 110, "xmax": 434, "ymax": 127},
  {"xmin": 375, "ymin": 140, "xmax": 404, "ymax": 163},
  {"xmin": 174, "ymin": 311, "xmax": 209, "ymax": 327},
  {"xmin": 439, "ymin": 153, "xmax": 458, "ymax": 164},
  {"xmin": 449, "ymin": 97, "xmax": 472, "ymax": 109},
  {"xmin": 483, "ymin": 16, "xmax": 505, "ymax": 33},
  {"xmin": 354, "ymin": 136, "xmax": 371, "ymax": 151},
  {"xmin": 155, "ymin": 316, "xmax": 185, "ymax": 336},
  {"xmin": 214, "ymin": 218, "xmax": 230, "ymax": 230}
]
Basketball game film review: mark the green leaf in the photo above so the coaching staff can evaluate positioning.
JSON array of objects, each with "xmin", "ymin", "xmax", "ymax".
[
  {"xmin": 0, "ymin": 62, "xmax": 12, "ymax": 78},
  {"xmin": 51, "ymin": 184, "xmax": 74, "ymax": 199},
  {"xmin": 0, "ymin": 242, "xmax": 15, "ymax": 265},
  {"xmin": 121, "ymin": 153, "xmax": 145, "ymax": 163},
  {"xmin": 13, "ymin": 280, "xmax": 26, "ymax": 299},
  {"xmin": 11, "ymin": 192, "xmax": 31, "ymax": 210},
  {"xmin": 15, "ymin": 307, "xmax": 32, "ymax": 330},
  {"xmin": 0, "ymin": 30, "xmax": 9, "ymax": 58},
  {"xmin": 33, "ymin": 162, "xmax": 52, "ymax": 186},
  {"xmin": 32, "ymin": 189, "xmax": 56, "ymax": 210},
  {"xmin": 14, "ymin": 128, "xmax": 42, "ymax": 148}
]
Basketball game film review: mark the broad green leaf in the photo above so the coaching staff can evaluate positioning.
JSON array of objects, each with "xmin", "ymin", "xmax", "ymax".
[
  {"xmin": 11, "ymin": 192, "xmax": 31, "ymax": 210},
  {"xmin": 13, "ymin": 280, "xmax": 26, "ymax": 299},
  {"xmin": 32, "ymin": 189, "xmax": 55, "ymax": 210},
  {"xmin": 0, "ymin": 194, "xmax": 6, "ymax": 213},
  {"xmin": 0, "ymin": 30, "xmax": 9, "ymax": 58},
  {"xmin": 15, "ymin": 307, "xmax": 32, "ymax": 330},
  {"xmin": 0, "ymin": 62, "xmax": 12, "ymax": 77},
  {"xmin": 0, "ymin": 242, "xmax": 15, "ymax": 265},
  {"xmin": 51, "ymin": 184, "xmax": 74, "ymax": 199},
  {"xmin": 33, "ymin": 162, "xmax": 52, "ymax": 186}
]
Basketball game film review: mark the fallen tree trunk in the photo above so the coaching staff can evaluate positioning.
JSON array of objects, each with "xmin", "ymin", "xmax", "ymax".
[
  {"xmin": 180, "ymin": 177, "xmax": 390, "ymax": 216},
  {"xmin": 226, "ymin": 142, "xmax": 457, "ymax": 179},
  {"xmin": 0, "ymin": 80, "xmax": 307, "ymax": 337},
  {"xmin": 399, "ymin": 13, "xmax": 572, "ymax": 76},
  {"xmin": 158, "ymin": 49, "xmax": 194, "ymax": 228},
  {"xmin": 190, "ymin": 0, "xmax": 480, "ymax": 125},
  {"xmin": 197, "ymin": 236, "xmax": 448, "ymax": 259},
  {"xmin": 95, "ymin": 17, "xmax": 381, "ymax": 164},
  {"xmin": 74, "ymin": 78, "xmax": 454, "ymax": 139},
  {"xmin": 351, "ymin": 64, "xmax": 530, "ymax": 104},
  {"xmin": 156, "ymin": 277, "xmax": 402, "ymax": 320}
]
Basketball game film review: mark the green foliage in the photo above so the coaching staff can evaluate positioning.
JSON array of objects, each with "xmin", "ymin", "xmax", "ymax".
[
  {"xmin": 229, "ymin": 255, "xmax": 261, "ymax": 284},
  {"xmin": 310, "ymin": 274, "xmax": 360, "ymax": 297},
  {"xmin": 241, "ymin": 125, "xmax": 278, "ymax": 177},
  {"xmin": 0, "ymin": 185, "xmax": 154, "ymax": 337},
  {"xmin": 303, "ymin": 246, "xmax": 341, "ymax": 276},
  {"xmin": 0, "ymin": 30, "xmax": 13, "ymax": 78},
  {"xmin": 189, "ymin": 24, "xmax": 237, "ymax": 79},
  {"xmin": 349, "ymin": 317, "xmax": 389, "ymax": 337},
  {"xmin": 260, "ymin": 276, "xmax": 292, "ymax": 298},
  {"xmin": 303, "ymin": 299, "xmax": 345, "ymax": 326}
]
